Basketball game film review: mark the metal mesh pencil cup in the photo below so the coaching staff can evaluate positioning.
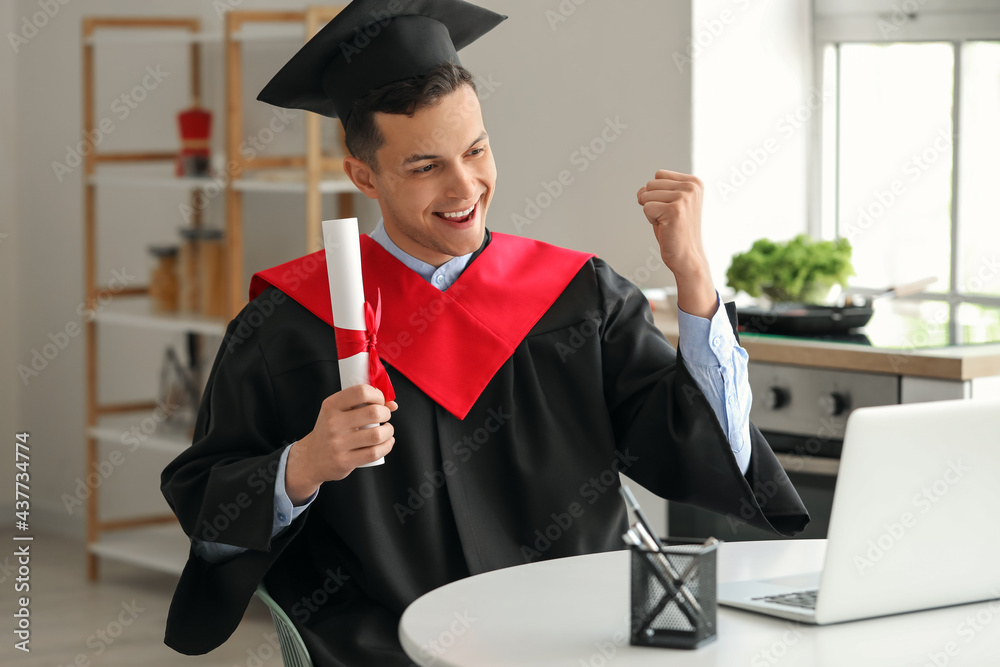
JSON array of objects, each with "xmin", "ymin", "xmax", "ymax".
[{"xmin": 628, "ymin": 539, "xmax": 718, "ymax": 649}]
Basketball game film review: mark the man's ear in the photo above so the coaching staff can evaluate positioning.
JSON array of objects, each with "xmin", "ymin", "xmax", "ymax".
[{"xmin": 344, "ymin": 156, "xmax": 379, "ymax": 199}]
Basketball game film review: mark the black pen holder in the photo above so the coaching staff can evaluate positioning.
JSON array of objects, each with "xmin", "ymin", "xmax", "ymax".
[{"xmin": 628, "ymin": 539, "xmax": 718, "ymax": 649}]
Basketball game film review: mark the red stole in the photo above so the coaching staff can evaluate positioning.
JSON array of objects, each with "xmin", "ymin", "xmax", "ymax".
[{"xmin": 249, "ymin": 233, "xmax": 594, "ymax": 420}]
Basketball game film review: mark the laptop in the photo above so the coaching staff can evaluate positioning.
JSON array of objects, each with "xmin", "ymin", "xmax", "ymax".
[{"xmin": 718, "ymin": 397, "xmax": 1000, "ymax": 625}]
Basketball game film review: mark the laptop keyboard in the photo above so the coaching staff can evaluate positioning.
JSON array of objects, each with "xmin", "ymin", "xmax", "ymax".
[{"xmin": 753, "ymin": 589, "xmax": 819, "ymax": 609}]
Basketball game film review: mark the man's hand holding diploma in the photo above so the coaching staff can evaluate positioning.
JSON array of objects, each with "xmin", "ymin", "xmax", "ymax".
[{"xmin": 286, "ymin": 385, "xmax": 398, "ymax": 505}]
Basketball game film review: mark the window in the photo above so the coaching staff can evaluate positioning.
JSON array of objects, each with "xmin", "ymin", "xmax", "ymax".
[{"xmin": 816, "ymin": 13, "xmax": 1000, "ymax": 308}]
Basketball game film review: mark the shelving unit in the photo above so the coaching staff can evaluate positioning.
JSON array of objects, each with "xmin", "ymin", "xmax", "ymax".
[
  {"xmin": 82, "ymin": 8, "xmax": 349, "ymax": 580},
  {"xmin": 88, "ymin": 170, "xmax": 358, "ymax": 195}
]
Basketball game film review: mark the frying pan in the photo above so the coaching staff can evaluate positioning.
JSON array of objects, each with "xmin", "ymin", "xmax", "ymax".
[{"xmin": 736, "ymin": 277, "xmax": 936, "ymax": 336}]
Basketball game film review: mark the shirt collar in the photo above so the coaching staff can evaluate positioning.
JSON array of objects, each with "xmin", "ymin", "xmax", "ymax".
[{"xmin": 368, "ymin": 219, "xmax": 475, "ymax": 291}]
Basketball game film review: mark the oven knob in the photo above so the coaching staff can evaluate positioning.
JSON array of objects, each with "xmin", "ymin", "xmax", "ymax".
[
  {"xmin": 763, "ymin": 387, "xmax": 789, "ymax": 410},
  {"xmin": 819, "ymin": 392, "xmax": 849, "ymax": 417}
]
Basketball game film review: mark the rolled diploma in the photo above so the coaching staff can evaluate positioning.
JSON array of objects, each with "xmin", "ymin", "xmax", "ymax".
[{"xmin": 323, "ymin": 218, "xmax": 384, "ymax": 467}]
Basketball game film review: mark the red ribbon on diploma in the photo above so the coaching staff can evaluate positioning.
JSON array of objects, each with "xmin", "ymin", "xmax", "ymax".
[{"xmin": 333, "ymin": 289, "xmax": 395, "ymax": 402}]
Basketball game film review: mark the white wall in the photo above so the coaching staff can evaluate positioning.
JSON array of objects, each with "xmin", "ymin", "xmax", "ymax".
[
  {"xmin": 692, "ymin": 0, "xmax": 814, "ymax": 290},
  {"xmin": 473, "ymin": 0, "xmax": 693, "ymax": 286}
]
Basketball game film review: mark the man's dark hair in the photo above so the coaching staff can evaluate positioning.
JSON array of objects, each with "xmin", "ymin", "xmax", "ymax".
[{"xmin": 344, "ymin": 62, "xmax": 477, "ymax": 171}]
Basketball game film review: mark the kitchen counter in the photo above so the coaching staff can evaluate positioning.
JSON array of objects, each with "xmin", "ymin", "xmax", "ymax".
[{"xmin": 653, "ymin": 309, "xmax": 1000, "ymax": 381}]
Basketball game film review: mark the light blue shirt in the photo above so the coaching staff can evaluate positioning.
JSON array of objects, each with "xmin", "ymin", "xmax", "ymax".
[{"xmin": 193, "ymin": 223, "xmax": 752, "ymax": 562}]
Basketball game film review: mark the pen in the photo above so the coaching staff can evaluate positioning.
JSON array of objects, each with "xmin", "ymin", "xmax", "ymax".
[
  {"xmin": 632, "ymin": 521, "xmax": 709, "ymax": 626},
  {"xmin": 620, "ymin": 485, "xmax": 714, "ymax": 630},
  {"xmin": 619, "ymin": 485, "xmax": 664, "ymax": 549}
]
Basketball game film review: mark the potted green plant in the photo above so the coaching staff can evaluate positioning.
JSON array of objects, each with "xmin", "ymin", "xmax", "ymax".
[{"xmin": 726, "ymin": 235, "xmax": 854, "ymax": 305}]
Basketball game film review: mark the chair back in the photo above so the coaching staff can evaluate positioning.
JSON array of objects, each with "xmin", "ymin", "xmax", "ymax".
[{"xmin": 254, "ymin": 582, "xmax": 314, "ymax": 667}]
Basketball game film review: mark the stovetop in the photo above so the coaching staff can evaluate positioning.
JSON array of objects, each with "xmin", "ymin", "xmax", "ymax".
[{"xmin": 740, "ymin": 299, "xmax": 1000, "ymax": 350}]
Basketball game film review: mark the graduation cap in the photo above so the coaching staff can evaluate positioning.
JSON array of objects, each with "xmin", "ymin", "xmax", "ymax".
[{"xmin": 257, "ymin": 0, "xmax": 506, "ymax": 122}]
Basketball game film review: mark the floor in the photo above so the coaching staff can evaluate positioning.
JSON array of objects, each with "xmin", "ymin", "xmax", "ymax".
[{"xmin": 0, "ymin": 529, "xmax": 284, "ymax": 667}]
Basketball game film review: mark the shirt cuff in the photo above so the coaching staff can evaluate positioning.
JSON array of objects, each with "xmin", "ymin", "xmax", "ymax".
[
  {"xmin": 274, "ymin": 443, "xmax": 319, "ymax": 531},
  {"xmin": 676, "ymin": 291, "xmax": 738, "ymax": 367}
]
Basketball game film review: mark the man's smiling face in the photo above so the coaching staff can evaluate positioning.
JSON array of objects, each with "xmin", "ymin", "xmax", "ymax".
[{"xmin": 365, "ymin": 84, "xmax": 496, "ymax": 267}]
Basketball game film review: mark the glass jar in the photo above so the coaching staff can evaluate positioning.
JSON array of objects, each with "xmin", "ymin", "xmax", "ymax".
[
  {"xmin": 198, "ymin": 229, "xmax": 225, "ymax": 319},
  {"xmin": 148, "ymin": 245, "xmax": 179, "ymax": 314},
  {"xmin": 178, "ymin": 227, "xmax": 225, "ymax": 317}
]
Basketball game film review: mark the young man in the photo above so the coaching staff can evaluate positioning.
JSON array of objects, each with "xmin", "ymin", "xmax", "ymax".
[{"xmin": 160, "ymin": 1, "xmax": 808, "ymax": 665}]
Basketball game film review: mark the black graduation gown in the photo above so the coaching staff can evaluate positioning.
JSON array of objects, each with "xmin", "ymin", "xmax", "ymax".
[{"xmin": 160, "ymin": 234, "xmax": 809, "ymax": 666}]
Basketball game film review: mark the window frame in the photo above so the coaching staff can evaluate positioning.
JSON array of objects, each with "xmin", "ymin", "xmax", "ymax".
[{"xmin": 811, "ymin": 7, "xmax": 1000, "ymax": 309}]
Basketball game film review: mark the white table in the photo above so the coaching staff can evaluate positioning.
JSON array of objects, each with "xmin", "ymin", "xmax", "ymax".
[{"xmin": 399, "ymin": 540, "xmax": 1000, "ymax": 666}]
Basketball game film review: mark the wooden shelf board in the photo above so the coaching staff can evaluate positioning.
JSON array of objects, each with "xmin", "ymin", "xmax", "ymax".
[
  {"xmin": 88, "ymin": 409, "xmax": 192, "ymax": 456},
  {"xmin": 235, "ymin": 173, "xmax": 359, "ymax": 194},
  {"xmin": 230, "ymin": 25, "xmax": 305, "ymax": 42},
  {"xmin": 95, "ymin": 296, "xmax": 227, "ymax": 336},
  {"xmin": 89, "ymin": 171, "xmax": 358, "ymax": 195},
  {"xmin": 88, "ymin": 524, "xmax": 190, "ymax": 576},
  {"xmin": 86, "ymin": 25, "xmax": 304, "ymax": 45},
  {"xmin": 88, "ymin": 173, "xmax": 213, "ymax": 190}
]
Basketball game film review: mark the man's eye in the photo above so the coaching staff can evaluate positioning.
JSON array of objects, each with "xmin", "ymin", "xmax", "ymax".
[
  {"xmin": 468, "ymin": 147, "xmax": 484, "ymax": 156},
  {"xmin": 413, "ymin": 164, "xmax": 435, "ymax": 174}
]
